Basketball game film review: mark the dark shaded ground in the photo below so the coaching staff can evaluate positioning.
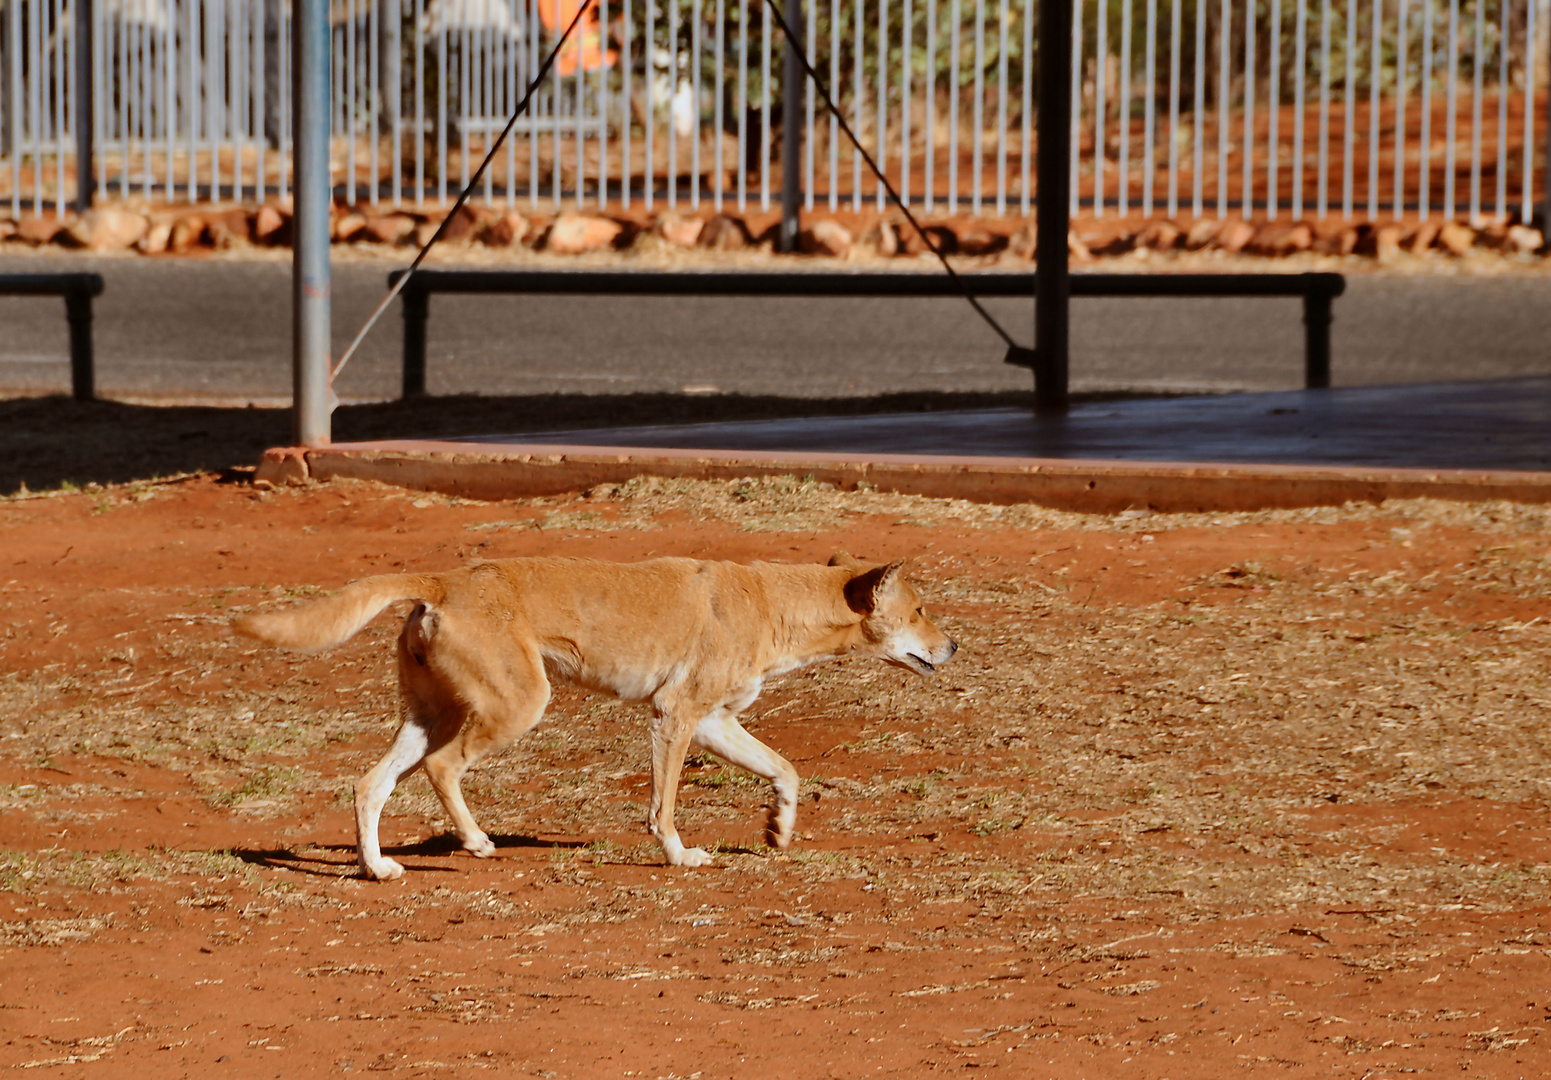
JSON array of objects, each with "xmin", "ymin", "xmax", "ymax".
[{"xmin": 1, "ymin": 390, "xmax": 1054, "ymax": 495}]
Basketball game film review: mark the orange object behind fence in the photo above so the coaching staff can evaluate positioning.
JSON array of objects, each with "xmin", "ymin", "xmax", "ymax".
[{"xmin": 537, "ymin": 0, "xmax": 616, "ymax": 77}]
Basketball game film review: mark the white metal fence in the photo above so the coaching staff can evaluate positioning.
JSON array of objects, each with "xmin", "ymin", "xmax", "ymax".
[{"xmin": 2, "ymin": 0, "xmax": 1547, "ymax": 221}]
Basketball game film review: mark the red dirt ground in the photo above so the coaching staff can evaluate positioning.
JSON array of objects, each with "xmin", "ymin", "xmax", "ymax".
[{"xmin": 3, "ymin": 472, "xmax": 1550, "ymax": 1078}]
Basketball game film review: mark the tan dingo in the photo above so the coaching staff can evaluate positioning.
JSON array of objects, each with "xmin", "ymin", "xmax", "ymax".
[{"xmin": 234, "ymin": 553, "xmax": 958, "ymax": 879}]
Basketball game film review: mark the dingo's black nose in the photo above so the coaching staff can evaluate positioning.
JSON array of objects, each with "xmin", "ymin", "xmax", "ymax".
[{"xmin": 947, "ymin": 639, "xmax": 959, "ymax": 656}]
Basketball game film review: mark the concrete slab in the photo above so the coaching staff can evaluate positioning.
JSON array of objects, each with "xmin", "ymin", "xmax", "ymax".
[{"xmin": 259, "ymin": 378, "xmax": 1551, "ymax": 511}]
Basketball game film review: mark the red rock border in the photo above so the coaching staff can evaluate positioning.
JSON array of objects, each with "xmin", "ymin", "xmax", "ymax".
[{"xmin": 1, "ymin": 200, "xmax": 1544, "ymax": 261}]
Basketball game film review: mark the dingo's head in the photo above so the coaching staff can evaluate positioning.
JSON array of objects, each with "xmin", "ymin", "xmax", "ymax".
[{"xmin": 832, "ymin": 554, "xmax": 959, "ymax": 676}]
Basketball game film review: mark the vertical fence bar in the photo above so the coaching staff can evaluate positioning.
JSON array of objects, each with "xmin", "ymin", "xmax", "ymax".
[
  {"xmin": 96, "ymin": 0, "xmax": 108, "ymax": 202},
  {"xmin": 233, "ymin": 0, "xmax": 244, "ymax": 202},
  {"xmin": 921, "ymin": 0, "xmax": 930, "ymax": 210},
  {"xmin": 1069, "ymin": 0, "xmax": 1082, "ymax": 216},
  {"xmin": 8, "ymin": 0, "xmax": 18, "ymax": 218},
  {"xmin": 668, "ymin": 0, "xmax": 678, "ymax": 206},
  {"xmin": 505, "ymin": 0, "xmax": 518, "ymax": 204},
  {"xmin": 1167, "ymin": 0, "xmax": 1180, "ymax": 216},
  {"xmin": 1366, "ymin": 0, "xmax": 1379, "ymax": 217},
  {"xmin": 827, "ymin": 0, "xmax": 838, "ymax": 209},
  {"xmin": 623, "ymin": 0, "xmax": 634, "ymax": 207},
  {"xmin": 368, "ymin": 0, "xmax": 377, "ymax": 204},
  {"xmin": 695, "ymin": 0, "xmax": 704, "ymax": 208},
  {"xmin": 738, "ymin": 0, "xmax": 747, "ymax": 208},
  {"xmin": 1217, "ymin": 0, "xmax": 1228, "ymax": 216},
  {"xmin": 854, "ymin": 0, "xmax": 863, "ymax": 209},
  {"xmin": 216, "ymin": 0, "xmax": 226, "ymax": 199},
  {"xmin": 1394, "ymin": 0, "xmax": 1407, "ymax": 218},
  {"xmin": 1420, "ymin": 0, "xmax": 1431, "ymax": 217},
  {"xmin": 436, "ymin": 2, "xmax": 446, "ymax": 203},
  {"xmin": 1268, "ymin": 0, "xmax": 1281, "ymax": 217},
  {"xmin": 599, "ymin": 0, "xmax": 609, "ymax": 206},
  {"xmin": 53, "ymin": 0, "xmax": 64, "ymax": 216},
  {"xmin": 947, "ymin": 0, "xmax": 959, "ymax": 212},
  {"xmin": 1318, "ymin": 0, "xmax": 1330, "ymax": 215},
  {"xmin": 1243, "ymin": 0, "xmax": 1255, "ymax": 217},
  {"xmin": 549, "ymin": 13, "xmax": 560, "ymax": 209},
  {"xmin": 143, "ymin": 7, "xmax": 153, "ymax": 199},
  {"xmin": 1493, "ymin": 0, "xmax": 1505, "ymax": 219},
  {"xmin": 55, "ymin": 0, "xmax": 64, "ymax": 215},
  {"xmin": 391, "ymin": 0, "xmax": 401, "ymax": 205},
  {"xmin": 973, "ymin": 0, "xmax": 983, "ymax": 212},
  {"xmin": 572, "ymin": 11, "xmax": 582, "ymax": 207},
  {"xmin": 165, "ymin": 3, "xmax": 174, "ymax": 201},
  {"xmin": 459, "ymin": 21, "xmax": 469, "ymax": 200},
  {"xmin": 876, "ymin": 0, "xmax": 886, "ymax": 209},
  {"xmin": 1342, "ymin": 0, "xmax": 1353, "ymax": 216},
  {"xmin": 413, "ymin": 0, "xmax": 423, "ymax": 203},
  {"xmin": 1020, "ymin": 0, "xmax": 1032, "ymax": 212},
  {"xmin": 1143, "ymin": 0, "xmax": 1156, "ymax": 214},
  {"xmin": 992, "ymin": 0, "xmax": 1005, "ymax": 214},
  {"xmin": 1193, "ymin": 0, "xmax": 1205, "ymax": 214},
  {"xmin": 1293, "ymin": 0, "xmax": 1305, "ymax": 216},
  {"xmin": 1469, "ymin": 0, "xmax": 1482, "ymax": 220},
  {"xmin": 1119, "ymin": 0, "xmax": 1130, "ymax": 212},
  {"xmin": 905, "ymin": 0, "xmax": 918, "ymax": 209},
  {"xmin": 256, "ymin": 0, "xmax": 267, "ymax": 201},
  {"xmin": 1095, "ymin": 0, "xmax": 1107, "ymax": 215},
  {"xmin": 1523, "ymin": 0, "xmax": 1536, "ymax": 221},
  {"xmin": 760, "ymin": 0, "xmax": 770, "ymax": 209},
  {"xmin": 904, "ymin": 0, "xmax": 914, "ymax": 207},
  {"xmin": 1444, "ymin": 0, "xmax": 1456, "ymax": 216},
  {"xmin": 804, "ymin": 0, "xmax": 815, "ymax": 209},
  {"xmin": 716, "ymin": 0, "xmax": 727, "ymax": 210}
]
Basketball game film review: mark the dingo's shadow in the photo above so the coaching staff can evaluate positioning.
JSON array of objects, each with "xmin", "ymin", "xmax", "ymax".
[{"xmin": 229, "ymin": 833, "xmax": 588, "ymax": 878}]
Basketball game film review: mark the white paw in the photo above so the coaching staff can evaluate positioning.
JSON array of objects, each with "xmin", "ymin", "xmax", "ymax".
[
  {"xmin": 463, "ymin": 833, "xmax": 496, "ymax": 858},
  {"xmin": 362, "ymin": 857, "xmax": 405, "ymax": 881},
  {"xmin": 670, "ymin": 846, "xmax": 715, "ymax": 868}
]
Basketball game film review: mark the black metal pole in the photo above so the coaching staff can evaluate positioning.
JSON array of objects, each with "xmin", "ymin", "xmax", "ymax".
[
  {"xmin": 65, "ymin": 288, "xmax": 95, "ymax": 402},
  {"xmin": 1303, "ymin": 291, "xmax": 1332, "ymax": 390},
  {"xmin": 1033, "ymin": 0, "xmax": 1072, "ymax": 413},
  {"xmin": 778, "ymin": 0, "xmax": 804, "ymax": 253},
  {"xmin": 74, "ymin": 0, "xmax": 94, "ymax": 213}
]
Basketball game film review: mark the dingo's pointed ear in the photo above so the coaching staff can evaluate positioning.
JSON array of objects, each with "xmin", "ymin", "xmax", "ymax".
[
  {"xmin": 828, "ymin": 551, "xmax": 863, "ymax": 568},
  {"xmin": 843, "ymin": 558, "xmax": 906, "ymax": 614}
]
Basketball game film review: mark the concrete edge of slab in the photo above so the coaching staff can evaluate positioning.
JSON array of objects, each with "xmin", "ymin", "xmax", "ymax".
[{"xmin": 255, "ymin": 439, "xmax": 1551, "ymax": 513}]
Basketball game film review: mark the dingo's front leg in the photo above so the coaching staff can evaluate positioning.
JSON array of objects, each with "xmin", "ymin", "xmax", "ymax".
[{"xmin": 692, "ymin": 708, "xmax": 800, "ymax": 850}]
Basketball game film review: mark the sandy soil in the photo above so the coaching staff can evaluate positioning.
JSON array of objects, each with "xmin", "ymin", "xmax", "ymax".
[{"xmin": 3, "ymin": 472, "xmax": 1551, "ymax": 1077}]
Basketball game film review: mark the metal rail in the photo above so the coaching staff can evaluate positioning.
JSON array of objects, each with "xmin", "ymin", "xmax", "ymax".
[
  {"xmin": 0, "ymin": 272, "xmax": 105, "ymax": 401},
  {"xmin": 386, "ymin": 268, "xmax": 1345, "ymax": 398},
  {"xmin": 2, "ymin": 0, "xmax": 1543, "ymax": 225}
]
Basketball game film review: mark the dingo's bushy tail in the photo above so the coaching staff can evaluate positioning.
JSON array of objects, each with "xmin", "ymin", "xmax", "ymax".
[{"xmin": 233, "ymin": 574, "xmax": 444, "ymax": 652}]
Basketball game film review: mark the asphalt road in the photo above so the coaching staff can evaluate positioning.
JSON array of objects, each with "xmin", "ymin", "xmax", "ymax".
[{"xmin": 2, "ymin": 251, "xmax": 1548, "ymax": 403}]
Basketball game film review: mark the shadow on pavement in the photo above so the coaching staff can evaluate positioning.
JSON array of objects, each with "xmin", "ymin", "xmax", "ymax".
[{"xmin": 2, "ymin": 389, "xmax": 1063, "ymax": 495}]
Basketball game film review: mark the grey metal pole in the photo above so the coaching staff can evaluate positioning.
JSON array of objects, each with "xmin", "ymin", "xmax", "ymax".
[
  {"xmin": 293, "ymin": 0, "xmax": 332, "ymax": 446},
  {"xmin": 1034, "ymin": 0, "xmax": 1072, "ymax": 412},
  {"xmin": 74, "ymin": 0, "xmax": 93, "ymax": 212},
  {"xmin": 779, "ymin": 0, "xmax": 804, "ymax": 251}
]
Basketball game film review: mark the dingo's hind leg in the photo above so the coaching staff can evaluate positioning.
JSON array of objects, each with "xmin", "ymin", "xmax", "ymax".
[
  {"xmin": 421, "ymin": 636, "xmax": 550, "ymax": 861},
  {"xmin": 355, "ymin": 712, "xmax": 435, "ymax": 882}
]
